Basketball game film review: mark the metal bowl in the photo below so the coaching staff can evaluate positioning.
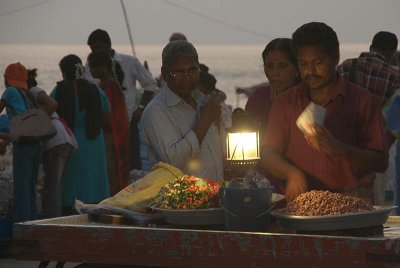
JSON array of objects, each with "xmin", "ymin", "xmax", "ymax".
[{"xmin": 271, "ymin": 206, "xmax": 396, "ymax": 231}]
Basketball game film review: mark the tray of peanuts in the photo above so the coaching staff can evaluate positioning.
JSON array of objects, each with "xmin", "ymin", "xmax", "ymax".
[{"xmin": 270, "ymin": 190, "xmax": 397, "ymax": 231}]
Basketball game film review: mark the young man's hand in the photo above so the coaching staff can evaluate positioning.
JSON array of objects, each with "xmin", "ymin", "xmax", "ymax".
[
  {"xmin": 305, "ymin": 125, "xmax": 342, "ymax": 154},
  {"xmin": 285, "ymin": 170, "xmax": 308, "ymax": 202}
]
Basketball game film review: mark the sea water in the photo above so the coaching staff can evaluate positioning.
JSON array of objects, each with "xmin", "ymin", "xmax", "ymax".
[{"xmin": 0, "ymin": 43, "xmax": 369, "ymax": 108}]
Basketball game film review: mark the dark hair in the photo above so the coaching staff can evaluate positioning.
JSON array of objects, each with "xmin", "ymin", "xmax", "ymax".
[
  {"xmin": 162, "ymin": 40, "xmax": 198, "ymax": 68},
  {"xmin": 371, "ymin": 31, "xmax": 398, "ymax": 52},
  {"xmin": 27, "ymin": 68, "xmax": 38, "ymax": 88},
  {"xmin": 59, "ymin": 54, "xmax": 84, "ymax": 80},
  {"xmin": 261, "ymin": 38, "xmax": 297, "ymax": 66},
  {"xmin": 169, "ymin": 32, "xmax": 187, "ymax": 42},
  {"xmin": 292, "ymin": 22, "xmax": 339, "ymax": 57},
  {"xmin": 87, "ymin": 29, "xmax": 112, "ymax": 46},
  {"xmin": 56, "ymin": 54, "xmax": 102, "ymax": 139},
  {"xmin": 199, "ymin": 63, "xmax": 209, "ymax": 73},
  {"xmin": 87, "ymin": 50, "xmax": 112, "ymax": 70},
  {"xmin": 199, "ymin": 72, "xmax": 217, "ymax": 91},
  {"xmin": 87, "ymin": 50, "xmax": 125, "ymax": 89}
]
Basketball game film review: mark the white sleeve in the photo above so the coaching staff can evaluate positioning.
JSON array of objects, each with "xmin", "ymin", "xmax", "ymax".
[
  {"xmin": 28, "ymin": 86, "xmax": 46, "ymax": 100},
  {"xmin": 130, "ymin": 57, "xmax": 158, "ymax": 92}
]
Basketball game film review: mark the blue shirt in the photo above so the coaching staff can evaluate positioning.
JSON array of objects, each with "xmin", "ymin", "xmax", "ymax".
[{"xmin": 1, "ymin": 87, "xmax": 28, "ymax": 119}]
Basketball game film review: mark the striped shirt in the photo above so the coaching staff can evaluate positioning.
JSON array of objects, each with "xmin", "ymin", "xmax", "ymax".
[
  {"xmin": 337, "ymin": 52, "xmax": 400, "ymax": 105},
  {"xmin": 141, "ymin": 85, "xmax": 224, "ymax": 181}
]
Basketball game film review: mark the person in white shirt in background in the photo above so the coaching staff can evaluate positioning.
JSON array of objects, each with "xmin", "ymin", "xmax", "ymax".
[
  {"xmin": 27, "ymin": 69, "xmax": 77, "ymax": 218},
  {"xmin": 85, "ymin": 29, "xmax": 158, "ymax": 172},
  {"xmin": 141, "ymin": 40, "xmax": 224, "ymax": 181}
]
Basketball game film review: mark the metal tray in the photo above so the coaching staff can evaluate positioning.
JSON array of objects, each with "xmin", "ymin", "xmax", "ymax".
[
  {"xmin": 270, "ymin": 206, "xmax": 396, "ymax": 231},
  {"xmin": 152, "ymin": 193, "xmax": 284, "ymax": 226},
  {"xmin": 152, "ymin": 207, "xmax": 224, "ymax": 225}
]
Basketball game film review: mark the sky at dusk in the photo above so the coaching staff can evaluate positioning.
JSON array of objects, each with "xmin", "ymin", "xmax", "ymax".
[{"xmin": 0, "ymin": 0, "xmax": 399, "ymax": 45}]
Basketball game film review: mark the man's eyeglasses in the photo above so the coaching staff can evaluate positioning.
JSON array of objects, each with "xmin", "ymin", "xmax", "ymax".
[{"xmin": 169, "ymin": 68, "xmax": 201, "ymax": 79}]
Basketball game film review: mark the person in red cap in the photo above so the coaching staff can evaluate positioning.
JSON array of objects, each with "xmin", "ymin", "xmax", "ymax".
[{"xmin": 0, "ymin": 62, "xmax": 43, "ymax": 223}]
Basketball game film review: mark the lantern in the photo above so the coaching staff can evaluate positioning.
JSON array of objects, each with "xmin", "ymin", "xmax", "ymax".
[{"xmin": 225, "ymin": 108, "xmax": 260, "ymax": 177}]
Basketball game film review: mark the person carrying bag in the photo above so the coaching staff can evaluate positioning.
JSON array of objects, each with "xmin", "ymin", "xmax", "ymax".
[
  {"xmin": 10, "ymin": 89, "xmax": 56, "ymax": 143},
  {"xmin": 0, "ymin": 62, "xmax": 43, "ymax": 222},
  {"xmin": 26, "ymin": 68, "xmax": 78, "ymax": 218}
]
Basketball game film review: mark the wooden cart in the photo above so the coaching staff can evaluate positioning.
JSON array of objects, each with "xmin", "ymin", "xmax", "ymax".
[{"xmin": 9, "ymin": 214, "xmax": 400, "ymax": 267}]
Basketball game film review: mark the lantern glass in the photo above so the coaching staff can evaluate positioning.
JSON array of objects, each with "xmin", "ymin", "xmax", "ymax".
[{"xmin": 226, "ymin": 131, "xmax": 260, "ymax": 161}]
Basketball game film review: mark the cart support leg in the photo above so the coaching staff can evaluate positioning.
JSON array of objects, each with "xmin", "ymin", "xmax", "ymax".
[{"xmin": 38, "ymin": 261, "xmax": 49, "ymax": 268}]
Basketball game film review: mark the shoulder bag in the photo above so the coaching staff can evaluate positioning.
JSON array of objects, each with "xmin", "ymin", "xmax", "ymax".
[{"xmin": 9, "ymin": 89, "xmax": 57, "ymax": 143}]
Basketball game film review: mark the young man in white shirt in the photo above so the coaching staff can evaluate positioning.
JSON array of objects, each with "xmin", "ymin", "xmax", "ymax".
[{"xmin": 86, "ymin": 29, "xmax": 158, "ymax": 170}]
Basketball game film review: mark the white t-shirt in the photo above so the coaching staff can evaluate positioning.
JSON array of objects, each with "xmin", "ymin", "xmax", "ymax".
[{"xmin": 29, "ymin": 87, "xmax": 78, "ymax": 151}]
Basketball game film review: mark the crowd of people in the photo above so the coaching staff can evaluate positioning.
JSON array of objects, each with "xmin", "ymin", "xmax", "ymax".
[{"xmin": 1, "ymin": 22, "xmax": 400, "ymax": 223}]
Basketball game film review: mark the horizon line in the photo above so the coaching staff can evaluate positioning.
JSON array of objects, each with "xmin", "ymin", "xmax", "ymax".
[{"xmin": 0, "ymin": 42, "xmax": 371, "ymax": 46}]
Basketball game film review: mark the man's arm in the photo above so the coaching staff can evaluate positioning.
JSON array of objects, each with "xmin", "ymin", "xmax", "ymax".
[
  {"xmin": 36, "ymin": 91, "xmax": 58, "ymax": 116},
  {"xmin": 193, "ymin": 92, "xmax": 222, "ymax": 144},
  {"xmin": 132, "ymin": 57, "xmax": 158, "ymax": 94},
  {"xmin": 306, "ymin": 126, "xmax": 388, "ymax": 174},
  {"xmin": 142, "ymin": 105, "xmax": 201, "ymax": 169},
  {"xmin": 338, "ymin": 144, "xmax": 388, "ymax": 174},
  {"xmin": 130, "ymin": 57, "xmax": 158, "ymax": 124},
  {"xmin": 259, "ymin": 92, "xmax": 309, "ymax": 201},
  {"xmin": 307, "ymin": 89, "xmax": 389, "ymax": 175},
  {"xmin": 131, "ymin": 90, "xmax": 154, "ymax": 126},
  {"xmin": 261, "ymin": 146, "xmax": 308, "ymax": 202},
  {"xmin": 140, "ymin": 90, "xmax": 154, "ymax": 107}
]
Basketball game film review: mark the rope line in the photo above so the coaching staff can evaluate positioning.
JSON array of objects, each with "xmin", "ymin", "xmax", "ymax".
[
  {"xmin": 0, "ymin": 0, "xmax": 53, "ymax": 16},
  {"xmin": 120, "ymin": 0, "xmax": 136, "ymax": 56},
  {"xmin": 162, "ymin": 0, "xmax": 274, "ymax": 40},
  {"xmin": 2, "ymin": 0, "xmax": 276, "ymax": 41}
]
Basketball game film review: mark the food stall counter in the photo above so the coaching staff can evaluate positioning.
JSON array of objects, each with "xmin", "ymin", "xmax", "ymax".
[{"xmin": 9, "ymin": 214, "xmax": 400, "ymax": 267}]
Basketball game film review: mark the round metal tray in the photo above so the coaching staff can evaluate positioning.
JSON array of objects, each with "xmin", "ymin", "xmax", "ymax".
[
  {"xmin": 270, "ymin": 206, "xmax": 396, "ymax": 231},
  {"xmin": 153, "ymin": 193, "xmax": 285, "ymax": 226}
]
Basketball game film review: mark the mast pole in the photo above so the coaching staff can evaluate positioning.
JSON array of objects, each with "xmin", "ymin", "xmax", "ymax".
[{"xmin": 120, "ymin": 0, "xmax": 136, "ymax": 56}]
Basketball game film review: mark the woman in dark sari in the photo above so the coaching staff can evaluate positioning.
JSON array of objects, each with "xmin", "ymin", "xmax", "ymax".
[{"xmin": 88, "ymin": 50, "xmax": 131, "ymax": 195}]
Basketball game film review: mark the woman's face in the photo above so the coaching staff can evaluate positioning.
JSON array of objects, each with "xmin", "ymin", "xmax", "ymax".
[{"xmin": 264, "ymin": 50, "xmax": 299, "ymax": 92}]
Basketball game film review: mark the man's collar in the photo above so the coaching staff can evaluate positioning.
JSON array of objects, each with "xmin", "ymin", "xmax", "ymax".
[
  {"xmin": 299, "ymin": 75, "xmax": 346, "ymax": 104},
  {"xmin": 359, "ymin": 51, "xmax": 386, "ymax": 61},
  {"xmin": 162, "ymin": 85, "xmax": 181, "ymax": 107},
  {"xmin": 112, "ymin": 50, "xmax": 121, "ymax": 61},
  {"xmin": 161, "ymin": 84, "xmax": 203, "ymax": 107},
  {"xmin": 334, "ymin": 77, "xmax": 347, "ymax": 99}
]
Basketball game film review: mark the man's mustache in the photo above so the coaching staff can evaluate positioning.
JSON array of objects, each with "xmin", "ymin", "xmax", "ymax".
[{"xmin": 304, "ymin": 75, "xmax": 322, "ymax": 80}]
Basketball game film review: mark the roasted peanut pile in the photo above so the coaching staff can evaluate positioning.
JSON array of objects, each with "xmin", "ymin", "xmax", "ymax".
[{"xmin": 283, "ymin": 190, "xmax": 374, "ymax": 216}]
